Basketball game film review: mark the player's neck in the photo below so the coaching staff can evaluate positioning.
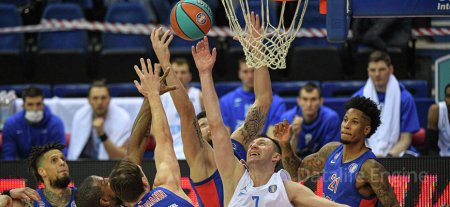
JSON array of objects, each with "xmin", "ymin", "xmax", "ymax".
[
  {"xmin": 248, "ymin": 164, "xmax": 274, "ymax": 187},
  {"xmin": 242, "ymin": 85, "xmax": 254, "ymax": 92},
  {"xmin": 342, "ymin": 141, "xmax": 368, "ymax": 163},
  {"xmin": 303, "ymin": 113, "xmax": 318, "ymax": 123}
]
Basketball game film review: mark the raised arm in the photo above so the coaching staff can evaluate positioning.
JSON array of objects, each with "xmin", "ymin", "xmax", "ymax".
[
  {"xmin": 273, "ymin": 119, "xmax": 302, "ymax": 182},
  {"xmin": 125, "ymin": 96, "xmax": 150, "ymax": 165},
  {"xmin": 231, "ymin": 12, "xmax": 272, "ymax": 147},
  {"xmin": 150, "ymin": 28, "xmax": 215, "ymax": 173},
  {"xmin": 359, "ymin": 159, "xmax": 400, "ymax": 207},
  {"xmin": 133, "ymin": 60, "xmax": 181, "ymax": 191},
  {"xmin": 193, "ymin": 37, "xmax": 244, "ymax": 185}
]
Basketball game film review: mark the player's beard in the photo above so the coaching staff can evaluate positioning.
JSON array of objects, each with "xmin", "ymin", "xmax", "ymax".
[
  {"xmin": 51, "ymin": 175, "xmax": 71, "ymax": 189},
  {"xmin": 340, "ymin": 138, "xmax": 352, "ymax": 145}
]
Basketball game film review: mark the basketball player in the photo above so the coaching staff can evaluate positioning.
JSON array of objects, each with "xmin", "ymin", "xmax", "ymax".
[
  {"xmin": 26, "ymin": 143, "xmax": 76, "ymax": 207},
  {"xmin": 277, "ymin": 96, "xmax": 400, "ymax": 207},
  {"xmin": 74, "ymin": 98, "xmax": 159, "ymax": 207},
  {"xmin": 108, "ymin": 62, "xmax": 193, "ymax": 207},
  {"xmin": 148, "ymin": 18, "xmax": 263, "ymax": 206},
  {"xmin": 195, "ymin": 12, "xmax": 348, "ymax": 207}
]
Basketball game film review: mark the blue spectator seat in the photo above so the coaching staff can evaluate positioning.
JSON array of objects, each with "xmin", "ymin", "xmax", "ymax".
[
  {"xmin": 323, "ymin": 97, "xmax": 349, "ymax": 120},
  {"xmin": 109, "ymin": 83, "xmax": 141, "ymax": 97},
  {"xmin": 99, "ymin": 2, "xmax": 151, "ymax": 83},
  {"xmin": 414, "ymin": 97, "xmax": 434, "ymax": 129},
  {"xmin": 63, "ymin": 0, "xmax": 93, "ymax": 9},
  {"xmin": 283, "ymin": 97, "xmax": 297, "ymax": 110},
  {"xmin": 0, "ymin": 0, "xmax": 29, "ymax": 6},
  {"xmin": 53, "ymin": 84, "xmax": 90, "ymax": 97},
  {"xmin": 0, "ymin": 4, "xmax": 25, "ymax": 84},
  {"xmin": 0, "ymin": 84, "xmax": 52, "ymax": 98},
  {"xmin": 35, "ymin": 3, "xmax": 89, "ymax": 84},
  {"xmin": 321, "ymin": 81, "xmax": 365, "ymax": 98},
  {"xmin": 287, "ymin": 46, "xmax": 343, "ymax": 81},
  {"xmin": 215, "ymin": 82, "xmax": 241, "ymax": 97},
  {"xmin": 399, "ymin": 80, "xmax": 428, "ymax": 97},
  {"xmin": 149, "ymin": 0, "xmax": 171, "ymax": 24},
  {"xmin": 272, "ymin": 81, "xmax": 320, "ymax": 97}
]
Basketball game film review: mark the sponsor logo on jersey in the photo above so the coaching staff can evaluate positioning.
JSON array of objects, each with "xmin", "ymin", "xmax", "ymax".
[
  {"xmin": 331, "ymin": 152, "xmax": 340, "ymax": 164},
  {"xmin": 268, "ymin": 185, "xmax": 277, "ymax": 193}
]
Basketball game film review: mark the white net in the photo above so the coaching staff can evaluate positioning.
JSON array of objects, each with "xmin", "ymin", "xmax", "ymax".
[{"xmin": 221, "ymin": 0, "xmax": 308, "ymax": 69}]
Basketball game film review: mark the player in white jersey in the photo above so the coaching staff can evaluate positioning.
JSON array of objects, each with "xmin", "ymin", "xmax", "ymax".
[{"xmin": 195, "ymin": 12, "xmax": 349, "ymax": 207}]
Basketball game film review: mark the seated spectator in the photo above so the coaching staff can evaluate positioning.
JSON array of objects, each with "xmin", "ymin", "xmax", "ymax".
[
  {"xmin": 160, "ymin": 58, "xmax": 203, "ymax": 160},
  {"xmin": 220, "ymin": 58, "xmax": 286, "ymax": 134},
  {"xmin": 353, "ymin": 51, "xmax": 420, "ymax": 157},
  {"xmin": 279, "ymin": 82, "xmax": 340, "ymax": 158},
  {"xmin": 424, "ymin": 83, "xmax": 450, "ymax": 156},
  {"xmin": 2, "ymin": 86, "xmax": 66, "ymax": 160},
  {"xmin": 68, "ymin": 80, "xmax": 131, "ymax": 160}
]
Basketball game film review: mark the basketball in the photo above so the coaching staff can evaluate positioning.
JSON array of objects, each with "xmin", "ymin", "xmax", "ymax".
[{"xmin": 170, "ymin": 0, "xmax": 213, "ymax": 41}]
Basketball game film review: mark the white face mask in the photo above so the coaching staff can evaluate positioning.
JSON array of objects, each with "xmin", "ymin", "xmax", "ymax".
[{"xmin": 25, "ymin": 110, "xmax": 44, "ymax": 123}]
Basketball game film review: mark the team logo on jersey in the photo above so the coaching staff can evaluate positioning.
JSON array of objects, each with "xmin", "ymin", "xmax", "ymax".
[
  {"xmin": 349, "ymin": 163, "xmax": 358, "ymax": 173},
  {"xmin": 305, "ymin": 134, "xmax": 312, "ymax": 145},
  {"xmin": 196, "ymin": 12, "xmax": 207, "ymax": 25},
  {"xmin": 268, "ymin": 185, "xmax": 277, "ymax": 193},
  {"xmin": 234, "ymin": 98, "xmax": 242, "ymax": 107}
]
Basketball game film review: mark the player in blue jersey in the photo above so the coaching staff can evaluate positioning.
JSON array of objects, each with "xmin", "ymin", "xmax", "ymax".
[
  {"xmin": 148, "ymin": 22, "xmax": 270, "ymax": 206},
  {"xmin": 353, "ymin": 51, "xmax": 420, "ymax": 157},
  {"xmin": 108, "ymin": 60, "xmax": 193, "ymax": 207},
  {"xmin": 280, "ymin": 82, "xmax": 340, "ymax": 158},
  {"xmin": 26, "ymin": 143, "xmax": 76, "ymax": 207},
  {"xmin": 277, "ymin": 96, "xmax": 400, "ymax": 207}
]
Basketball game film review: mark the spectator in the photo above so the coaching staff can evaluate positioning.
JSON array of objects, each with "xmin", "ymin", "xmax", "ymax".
[
  {"xmin": 2, "ymin": 86, "xmax": 66, "ymax": 160},
  {"xmin": 353, "ymin": 51, "xmax": 420, "ymax": 157},
  {"xmin": 160, "ymin": 58, "xmax": 203, "ymax": 159},
  {"xmin": 220, "ymin": 57, "xmax": 286, "ymax": 134},
  {"xmin": 280, "ymin": 82, "xmax": 340, "ymax": 158},
  {"xmin": 424, "ymin": 83, "xmax": 450, "ymax": 156},
  {"xmin": 68, "ymin": 80, "xmax": 132, "ymax": 160}
]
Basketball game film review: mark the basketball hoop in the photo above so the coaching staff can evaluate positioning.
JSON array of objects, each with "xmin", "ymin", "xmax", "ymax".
[{"xmin": 221, "ymin": 0, "xmax": 308, "ymax": 69}]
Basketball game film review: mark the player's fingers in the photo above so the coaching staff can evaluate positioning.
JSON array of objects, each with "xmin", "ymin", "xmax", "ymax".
[{"xmin": 165, "ymin": 34, "xmax": 174, "ymax": 46}]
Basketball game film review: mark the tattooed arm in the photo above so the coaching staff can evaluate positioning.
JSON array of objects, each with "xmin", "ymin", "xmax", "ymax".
[
  {"xmin": 273, "ymin": 120, "xmax": 302, "ymax": 181},
  {"xmin": 359, "ymin": 159, "xmax": 400, "ymax": 207},
  {"xmin": 150, "ymin": 28, "xmax": 215, "ymax": 177},
  {"xmin": 299, "ymin": 142, "xmax": 341, "ymax": 181}
]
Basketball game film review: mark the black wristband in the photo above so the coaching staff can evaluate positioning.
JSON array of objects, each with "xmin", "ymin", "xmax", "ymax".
[
  {"xmin": 2, "ymin": 189, "xmax": 11, "ymax": 197},
  {"xmin": 99, "ymin": 134, "xmax": 108, "ymax": 142}
]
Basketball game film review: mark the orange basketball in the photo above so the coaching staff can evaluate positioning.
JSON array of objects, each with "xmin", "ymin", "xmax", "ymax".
[{"xmin": 170, "ymin": 0, "xmax": 213, "ymax": 41}]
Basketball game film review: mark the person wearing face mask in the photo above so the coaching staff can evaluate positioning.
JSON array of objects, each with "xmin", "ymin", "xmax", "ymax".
[{"xmin": 2, "ymin": 86, "xmax": 66, "ymax": 160}]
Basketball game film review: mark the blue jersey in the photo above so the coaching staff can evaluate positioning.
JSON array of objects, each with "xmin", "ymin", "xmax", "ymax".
[
  {"xmin": 135, "ymin": 187, "xmax": 193, "ymax": 207},
  {"xmin": 220, "ymin": 87, "xmax": 286, "ymax": 133},
  {"xmin": 190, "ymin": 139, "xmax": 246, "ymax": 207},
  {"xmin": 353, "ymin": 84, "xmax": 420, "ymax": 133},
  {"xmin": 323, "ymin": 145, "xmax": 378, "ymax": 207},
  {"xmin": 35, "ymin": 187, "xmax": 76, "ymax": 207},
  {"xmin": 281, "ymin": 106, "xmax": 340, "ymax": 157}
]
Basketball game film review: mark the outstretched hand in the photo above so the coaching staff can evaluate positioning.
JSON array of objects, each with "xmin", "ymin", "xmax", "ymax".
[
  {"xmin": 273, "ymin": 119, "xmax": 292, "ymax": 144},
  {"xmin": 134, "ymin": 58, "xmax": 177, "ymax": 96},
  {"xmin": 192, "ymin": 36, "xmax": 217, "ymax": 75},
  {"xmin": 150, "ymin": 28, "xmax": 173, "ymax": 70}
]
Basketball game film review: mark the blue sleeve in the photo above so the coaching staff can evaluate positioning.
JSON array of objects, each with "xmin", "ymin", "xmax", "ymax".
[
  {"xmin": 2, "ymin": 119, "xmax": 17, "ymax": 160},
  {"xmin": 400, "ymin": 92, "xmax": 420, "ymax": 133},
  {"xmin": 231, "ymin": 139, "xmax": 247, "ymax": 162},
  {"xmin": 220, "ymin": 97, "xmax": 233, "ymax": 130},
  {"xmin": 50, "ymin": 117, "xmax": 67, "ymax": 156}
]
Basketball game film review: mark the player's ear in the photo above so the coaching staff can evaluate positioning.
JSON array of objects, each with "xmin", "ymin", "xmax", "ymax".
[{"xmin": 142, "ymin": 176, "xmax": 150, "ymax": 191}]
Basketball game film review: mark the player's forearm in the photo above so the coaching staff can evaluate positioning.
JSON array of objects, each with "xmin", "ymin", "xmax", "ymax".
[
  {"xmin": 166, "ymin": 67, "xmax": 196, "ymax": 117},
  {"xmin": 280, "ymin": 141, "xmax": 301, "ymax": 182},
  {"xmin": 199, "ymin": 73, "xmax": 226, "ymax": 128},
  {"xmin": 148, "ymin": 93, "xmax": 172, "ymax": 145},
  {"xmin": 127, "ymin": 98, "xmax": 151, "ymax": 164},
  {"xmin": 253, "ymin": 66, "xmax": 272, "ymax": 107},
  {"xmin": 389, "ymin": 133, "xmax": 412, "ymax": 157}
]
